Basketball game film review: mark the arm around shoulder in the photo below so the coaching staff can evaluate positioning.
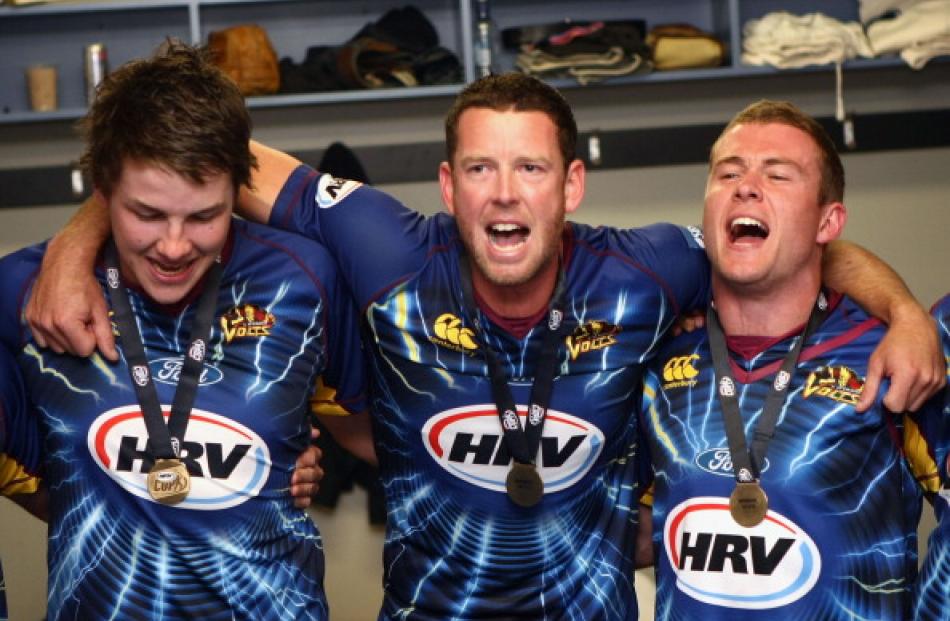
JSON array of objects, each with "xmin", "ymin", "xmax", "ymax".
[
  {"xmin": 26, "ymin": 194, "xmax": 116, "ymax": 360},
  {"xmin": 823, "ymin": 240, "xmax": 945, "ymax": 412}
]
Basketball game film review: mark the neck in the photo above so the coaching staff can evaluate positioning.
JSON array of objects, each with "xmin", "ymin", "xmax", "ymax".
[
  {"xmin": 470, "ymin": 259, "xmax": 559, "ymax": 319},
  {"xmin": 712, "ymin": 270, "xmax": 822, "ymax": 337}
]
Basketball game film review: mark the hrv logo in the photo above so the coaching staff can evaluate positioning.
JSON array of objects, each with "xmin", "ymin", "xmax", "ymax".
[
  {"xmin": 664, "ymin": 497, "xmax": 821, "ymax": 609},
  {"xmin": 421, "ymin": 405, "xmax": 604, "ymax": 494},
  {"xmin": 87, "ymin": 405, "xmax": 271, "ymax": 510}
]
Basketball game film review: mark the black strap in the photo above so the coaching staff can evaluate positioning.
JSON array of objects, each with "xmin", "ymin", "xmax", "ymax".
[
  {"xmin": 104, "ymin": 241, "xmax": 223, "ymax": 460},
  {"xmin": 457, "ymin": 251, "xmax": 570, "ymax": 466},
  {"xmin": 707, "ymin": 293, "xmax": 829, "ymax": 482}
]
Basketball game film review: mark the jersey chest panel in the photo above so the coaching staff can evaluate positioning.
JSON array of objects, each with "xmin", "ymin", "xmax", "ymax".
[
  {"xmin": 643, "ymin": 311, "xmax": 919, "ymax": 620},
  {"xmin": 17, "ymin": 235, "xmax": 333, "ymax": 620}
]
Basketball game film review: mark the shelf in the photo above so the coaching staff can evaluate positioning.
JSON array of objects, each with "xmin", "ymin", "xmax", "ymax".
[{"xmin": 0, "ymin": 0, "xmax": 946, "ymax": 126}]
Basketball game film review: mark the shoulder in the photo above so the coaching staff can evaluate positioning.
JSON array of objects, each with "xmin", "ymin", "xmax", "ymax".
[
  {"xmin": 231, "ymin": 219, "xmax": 337, "ymax": 285},
  {"xmin": 931, "ymin": 293, "xmax": 950, "ymax": 320},
  {"xmin": 0, "ymin": 242, "xmax": 47, "ymax": 325},
  {"xmin": 571, "ymin": 221, "xmax": 703, "ymax": 251}
]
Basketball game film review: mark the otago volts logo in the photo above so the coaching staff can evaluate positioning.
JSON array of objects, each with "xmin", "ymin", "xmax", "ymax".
[
  {"xmin": 802, "ymin": 365, "xmax": 864, "ymax": 405},
  {"xmin": 663, "ymin": 354, "xmax": 700, "ymax": 389},
  {"xmin": 565, "ymin": 320, "xmax": 620, "ymax": 360},
  {"xmin": 220, "ymin": 304, "xmax": 276, "ymax": 343},
  {"xmin": 431, "ymin": 313, "xmax": 478, "ymax": 354}
]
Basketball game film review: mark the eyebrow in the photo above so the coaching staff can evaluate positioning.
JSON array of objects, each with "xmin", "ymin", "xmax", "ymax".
[
  {"xmin": 126, "ymin": 200, "xmax": 229, "ymax": 215},
  {"xmin": 712, "ymin": 155, "xmax": 805, "ymax": 172}
]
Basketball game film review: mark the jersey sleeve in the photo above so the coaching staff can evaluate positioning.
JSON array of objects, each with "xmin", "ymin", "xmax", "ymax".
[
  {"xmin": 907, "ymin": 294, "xmax": 950, "ymax": 505},
  {"xmin": 309, "ymin": 275, "xmax": 367, "ymax": 418},
  {"xmin": 613, "ymin": 223, "xmax": 711, "ymax": 316},
  {"xmin": 0, "ymin": 244, "xmax": 44, "ymax": 351},
  {"xmin": 269, "ymin": 165, "xmax": 437, "ymax": 310},
  {"xmin": 0, "ymin": 344, "xmax": 42, "ymax": 496}
]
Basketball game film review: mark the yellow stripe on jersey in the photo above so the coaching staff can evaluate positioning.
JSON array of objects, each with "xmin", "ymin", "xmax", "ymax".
[
  {"xmin": 904, "ymin": 416, "xmax": 941, "ymax": 494},
  {"xmin": 309, "ymin": 375, "xmax": 350, "ymax": 417},
  {"xmin": 0, "ymin": 453, "xmax": 40, "ymax": 496},
  {"xmin": 641, "ymin": 482, "xmax": 655, "ymax": 508}
]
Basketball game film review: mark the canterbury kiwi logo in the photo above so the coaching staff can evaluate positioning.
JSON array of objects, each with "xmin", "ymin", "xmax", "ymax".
[
  {"xmin": 430, "ymin": 313, "xmax": 478, "ymax": 354},
  {"xmin": 662, "ymin": 354, "xmax": 700, "ymax": 389}
]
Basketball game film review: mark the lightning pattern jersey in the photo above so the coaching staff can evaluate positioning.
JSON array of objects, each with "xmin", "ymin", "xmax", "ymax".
[
  {"xmin": 271, "ymin": 167, "xmax": 710, "ymax": 620},
  {"xmin": 913, "ymin": 293, "xmax": 950, "ymax": 621},
  {"xmin": 0, "ymin": 345, "xmax": 42, "ymax": 621},
  {"xmin": 0, "ymin": 220, "xmax": 366, "ymax": 621},
  {"xmin": 640, "ymin": 294, "xmax": 931, "ymax": 620}
]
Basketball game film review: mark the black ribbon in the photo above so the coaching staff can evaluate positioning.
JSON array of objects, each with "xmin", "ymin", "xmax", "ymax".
[
  {"xmin": 457, "ymin": 250, "xmax": 570, "ymax": 466},
  {"xmin": 707, "ymin": 293, "xmax": 829, "ymax": 483},
  {"xmin": 104, "ymin": 241, "xmax": 223, "ymax": 461}
]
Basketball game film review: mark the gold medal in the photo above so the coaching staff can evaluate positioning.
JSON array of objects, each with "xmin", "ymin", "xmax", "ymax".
[
  {"xmin": 729, "ymin": 481, "xmax": 768, "ymax": 527},
  {"xmin": 148, "ymin": 458, "xmax": 190, "ymax": 505},
  {"xmin": 506, "ymin": 462, "xmax": 543, "ymax": 508}
]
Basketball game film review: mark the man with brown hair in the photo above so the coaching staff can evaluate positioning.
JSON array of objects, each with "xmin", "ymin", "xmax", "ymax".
[
  {"xmin": 0, "ymin": 42, "xmax": 369, "ymax": 619},
  {"xmin": 27, "ymin": 74, "xmax": 943, "ymax": 619},
  {"xmin": 639, "ymin": 99, "xmax": 940, "ymax": 619}
]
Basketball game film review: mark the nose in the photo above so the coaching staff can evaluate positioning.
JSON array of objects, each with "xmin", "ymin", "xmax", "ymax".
[
  {"xmin": 734, "ymin": 172, "xmax": 761, "ymax": 201},
  {"xmin": 155, "ymin": 220, "xmax": 192, "ymax": 262},
  {"xmin": 493, "ymin": 168, "xmax": 518, "ymax": 207}
]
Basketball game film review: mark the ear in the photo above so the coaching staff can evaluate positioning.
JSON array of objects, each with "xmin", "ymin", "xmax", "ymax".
[
  {"xmin": 93, "ymin": 187, "xmax": 112, "ymax": 211},
  {"xmin": 563, "ymin": 159, "xmax": 585, "ymax": 215},
  {"xmin": 438, "ymin": 161, "xmax": 455, "ymax": 215},
  {"xmin": 816, "ymin": 201, "xmax": 847, "ymax": 244}
]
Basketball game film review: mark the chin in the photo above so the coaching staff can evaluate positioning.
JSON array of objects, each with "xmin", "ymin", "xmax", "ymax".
[{"xmin": 141, "ymin": 282, "xmax": 192, "ymax": 306}]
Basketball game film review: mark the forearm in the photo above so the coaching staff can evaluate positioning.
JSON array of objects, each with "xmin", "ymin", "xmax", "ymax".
[
  {"xmin": 316, "ymin": 411, "xmax": 377, "ymax": 466},
  {"xmin": 48, "ymin": 194, "xmax": 111, "ymax": 269},
  {"xmin": 823, "ymin": 240, "xmax": 921, "ymax": 323},
  {"xmin": 238, "ymin": 140, "xmax": 303, "ymax": 224}
]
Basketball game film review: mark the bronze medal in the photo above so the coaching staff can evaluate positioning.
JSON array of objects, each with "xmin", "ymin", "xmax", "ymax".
[
  {"xmin": 506, "ymin": 462, "xmax": 543, "ymax": 508},
  {"xmin": 148, "ymin": 458, "xmax": 190, "ymax": 505},
  {"xmin": 729, "ymin": 481, "xmax": 768, "ymax": 527}
]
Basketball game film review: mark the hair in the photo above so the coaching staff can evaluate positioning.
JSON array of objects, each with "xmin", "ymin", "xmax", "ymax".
[
  {"xmin": 444, "ymin": 72, "xmax": 577, "ymax": 169},
  {"xmin": 711, "ymin": 99, "xmax": 844, "ymax": 204},
  {"xmin": 79, "ymin": 40, "xmax": 255, "ymax": 198}
]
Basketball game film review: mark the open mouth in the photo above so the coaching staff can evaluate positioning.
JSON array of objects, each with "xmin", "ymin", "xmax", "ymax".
[
  {"xmin": 487, "ymin": 223, "xmax": 529, "ymax": 248},
  {"xmin": 149, "ymin": 258, "xmax": 194, "ymax": 278},
  {"xmin": 729, "ymin": 217, "xmax": 769, "ymax": 242}
]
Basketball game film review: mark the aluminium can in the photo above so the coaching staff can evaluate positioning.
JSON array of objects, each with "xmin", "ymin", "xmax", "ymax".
[{"xmin": 84, "ymin": 43, "xmax": 108, "ymax": 105}]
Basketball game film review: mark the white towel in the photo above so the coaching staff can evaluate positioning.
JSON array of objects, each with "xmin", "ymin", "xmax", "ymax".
[
  {"xmin": 859, "ymin": 0, "xmax": 930, "ymax": 23},
  {"xmin": 867, "ymin": 0, "xmax": 950, "ymax": 68},
  {"xmin": 742, "ymin": 12, "xmax": 873, "ymax": 68}
]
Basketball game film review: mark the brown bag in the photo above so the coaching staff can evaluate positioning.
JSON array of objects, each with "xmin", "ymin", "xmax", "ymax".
[
  {"xmin": 647, "ymin": 24, "xmax": 725, "ymax": 71},
  {"xmin": 208, "ymin": 24, "xmax": 279, "ymax": 95}
]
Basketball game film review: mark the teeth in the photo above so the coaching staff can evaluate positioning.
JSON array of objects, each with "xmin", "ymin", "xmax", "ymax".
[
  {"xmin": 731, "ymin": 217, "xmax": 765, "ymax": 229},
  {"xmin": 491, "ymin": 223, "xmax": 520, "ymax": 232},
  {"xmin": 729, "ymin": 216, "xmax": 768, "ymax": 240}
]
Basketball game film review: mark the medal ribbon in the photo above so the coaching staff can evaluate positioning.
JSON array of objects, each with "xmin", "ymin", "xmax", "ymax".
[
  {"xmin": 457, "ymin": 250, "xmax": 570, "ymax": 467},
  {"xmin": 707, "ymin": 293, "xmax": 829, "ymax": 483},
  {"xmin": 104, "ymin": 241, "xmax": 223, "ymax": 461}
]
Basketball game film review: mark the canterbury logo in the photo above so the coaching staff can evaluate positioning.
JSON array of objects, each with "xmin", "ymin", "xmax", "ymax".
[
  {"xmin": 663, "ymin": 354, "xmax": 700, "ymax": 388},
  {"xmin": 802, "ymin": 365, "xmax": 863, "ymax": 405},
  {"xmin": 566, "ymin": 320, "xmax": 620, "ymax": 360},
  {"xmin": 430, "ymin": 313, "xmax": 478, "ymax": 354}
]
